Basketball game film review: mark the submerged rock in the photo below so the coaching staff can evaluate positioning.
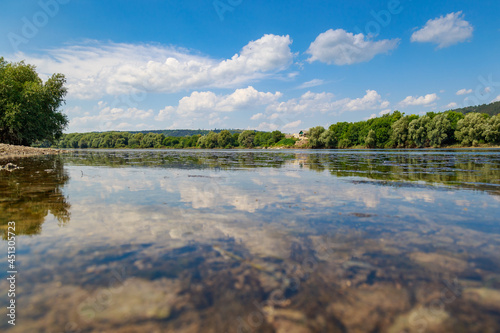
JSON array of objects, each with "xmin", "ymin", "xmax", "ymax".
[
  {"xmin": 327, "ymin": 284, "xmax": 411, "ymax": 332},
  {"xmin": 463, "ymin": 287, "xmax": 500, "ymax": 310},
  {"xmin": 0, "ymin": 163, "xmax": 19, "ymax": 171},
  {"xmin": 387, "ymin": 305, "xmax": 450, "ymax": 333},
  {"xmin": 409, "ymin": 252, "xmax": 469, "ymax": 273}
]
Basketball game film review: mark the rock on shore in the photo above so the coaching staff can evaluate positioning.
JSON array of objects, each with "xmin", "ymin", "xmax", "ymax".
[{"xmin": 0, "ymin": 143, "xmax": 67, "ymax": 160}]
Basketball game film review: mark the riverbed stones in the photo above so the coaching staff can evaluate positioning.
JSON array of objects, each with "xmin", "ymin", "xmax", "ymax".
[
  {"xmin": 463, "ymin": 287, "xmax": 500, "ymax": 310},
  {"xmin": 0, "ymin": 143, "xmax": 66, "ymax": 159},
  {"xmin": 0, "ymin": 163, "xmax": 19, "ymax": 171},
  {"xmin": 387, "ymin": 305, "xmax": 450, "ymax": 333}
]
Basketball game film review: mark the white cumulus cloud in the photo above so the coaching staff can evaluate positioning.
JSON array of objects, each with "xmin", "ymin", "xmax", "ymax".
[
  {"xmin": 176, "ymin": 86, "xmax": 281, "ymax": 116},
  {"xmin": 411, "ymin": 12, "xmax": 473, "ymax": 48},
  {"xmin": 446, "ymin": 102, "xmax": 458, "ymax": 109},
  {"xmin": 399, "ymin": 93, "xmax": 439, "ymax": 107},
  {"xmin": 267, "ymin": 90, "xmax": 389, "ymax": 115},
  {"xmin": 153, "ymin": 86, "xmax": 281, "ymax": 127},
  {"xmin": 282, "ymin": 120, "xmax": 302, "ymax": 131},
  {"xmin": 255, "ymin": 122, "xmax": 280, "ymax": 131},
  {"xmin": 456, "ymin": 88, "xmax": 472, "ymax": 95},
  {"xmin": 9, "ymin": 35, "xmax": 293, "ymax": 100},
  {"xmin": 492, "ymin": 95, "xmax": 500, "ymax": 103},
  {"xmin": 250, "ymin": 113, "xmax": 265, "ymax": 120},
  {"xmin": 69, "ymin": 101, "xmax": 154, "ymax": 132},
  {"xmin": 306, "ymin": 29, "xmax": 400, "ymax": 65},
  {"xmin": 342, "ymin": 90, "xmax": 390, "ymax": 111}
]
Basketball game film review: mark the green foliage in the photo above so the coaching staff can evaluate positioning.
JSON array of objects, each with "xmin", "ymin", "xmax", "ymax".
[
  {"xmin": 367, "ymin": 113, "xmax": 398, "ymax": 147},
  {"xmin": 427, "ymin": 113, "xmax": 451, "ymax": 147},
  {"xmin": 483, "ymin": 115, "xmax": 500, "ymax": 144},
  {"xmin": 238, "ymin": 130, "xmax": 256, "ymax": 148},
  {"xmin": 275, "ymin": 138, "xmax": 297, "ymax": 146},
  {"xmin": 451, "ymin": 101, "xmax": 500, "ymax": 117},
  {"xmin": 0, "ymin": 58, "xmax": 68, "ymax": 145},
  {"xmin": 409, "ymin": 116, "xmax": 431, "ymax": 148},
  {"xmin": 56, "ymin": 105, "xmax": 499, "ymax": 150},
  {"xmin": 319, "ymin": 130, "xmax": 337, "ymax": 148},
  {"xmin": 253, "ymin": 131, "xmax": 272, "ymax": 147},
  {"xmin": 271, "ymin": 130, "xmax": 285, "ymax": 143},
  {"xmin": 129, "ymin": 133, "xmax": 143, "ymax": 148},
  {"xmin": 455, "ymin": 113, "xmax": 488, "ymax": 146},
  {"xmin": 365, "ymin": 129, "xmax": 377, "ymax": 148},
  {"xmin": 197, "ymin": 131, "xmax": 218, "ymax": 148},
  {"xmin": 217, "ymin": 130, "xmax": 233, "ymax": 148},
  {"xmin": 308, "ymin": 126, "xmax": 326, "ymax": 148},
  {"xmin": 56, "ymin": 129, "xmax": 289, "ymax": 149},
  {"xmin": 338, "ymin": 138, "xmax": 351, "ymax": 149},
  {"xmin": 391, "ymin": 116, "xmax": 412, "ymax": 148}
]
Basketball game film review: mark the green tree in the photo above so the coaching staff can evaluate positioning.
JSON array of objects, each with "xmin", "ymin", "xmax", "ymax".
[
  {"xmin": 99, "ymin": 133, "xmax": 114, "ymax": 148},
  {"xmin": 217, "ymin": 130, "xmax": 232, "ymax": 148},
  {"xmin": 271, "ymin": 130, "xmax": 285, "ymax": 144},
  {"xmin": 365, "ymin": 129, "xmax": 377, "ymax": 148},
  {"xmin": 91, "ymin": 137, "xmax": 102, "ymax": 148},
  {"xmin": 153, "ymin": 133, "xmax": 165, "ymax": 148},
  {"xmin": 129, "ymin": 133, "xmax": 143, "ymax": 148},
  {"xmin": 455, "ymin": 113, "xmax": 488, "ymax": 146},
  {"xmin": 391, "ymin": 116, "xmax": 412, "ymax": 148},
  {"xmin": 308, "ymin": 126, "xmax": 325, "ymax": 148},
  {"xmin": 338, "ymin": 138, "xmax": 351, "ymax": 149},
  {"xmin": 238, "ymin": 130, "xmax": 255, "ymax": 148},
  {"xmin": 232, "ymin": 133, "xmax": 240, "ymax": 146},
  {"xmin": 0, "ymin": 58, "xmax": 68, "ymax": 145},
  {"xmin": 206, "ymin": 131, "xmax": 219, "ymax": 148},
  {"xmin": 409, "ymin": 116, "xmax": 431, "ymax": 148},
  {"xmin": 483, "ymin": 115, "xmax": 500, "ymax": 144},
  {"xmin": 319, "ymin": 130, "xmax": 337, "ymax": 148},
  {"xmin": 329, "ymin": 122, "xmax": 351, "ymax": 146},
  {"xmin": 427, "ymin": 113, "xmax": 451, "ymax": 147},
  {"xmin": 140, "ymin": 133, "xmax": 157, "ymax": 148}
]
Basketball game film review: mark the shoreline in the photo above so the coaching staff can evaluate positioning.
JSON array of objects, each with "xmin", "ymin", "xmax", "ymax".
[
  {"xmin": 60, "ymin": 145, "xmax": 500, "ymax": 150},
  {"xmin": 1, "ymin": 142, "xmax": 499, "ymax": 160},
  {"xmin": 0, "ymin": 143, "xmax": 68, "ymax": 161}
]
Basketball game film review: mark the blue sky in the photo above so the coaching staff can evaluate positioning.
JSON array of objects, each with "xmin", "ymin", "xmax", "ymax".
[{"xmin": 2, "ymin": 0, "xmax": 500, "ymax": 133}]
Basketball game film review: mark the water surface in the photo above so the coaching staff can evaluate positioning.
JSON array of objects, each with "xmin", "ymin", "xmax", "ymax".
[{"xmin": 1, "ymin": 149, "xmax": 500, "ymax": 332}]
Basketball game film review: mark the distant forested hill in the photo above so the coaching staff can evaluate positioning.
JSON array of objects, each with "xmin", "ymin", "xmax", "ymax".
[
  {"xmin": 450, "ymin": 101, "xmax": 500, "ymax": 116},
  {"xmin": 126, "ymin": 129, "xmax": 244, "ymax": 137}
]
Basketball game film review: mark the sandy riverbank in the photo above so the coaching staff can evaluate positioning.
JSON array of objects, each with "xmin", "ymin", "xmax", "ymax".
[{"xmin": 0, "ymin": 143, "xmax": 67, "ymax": 161}]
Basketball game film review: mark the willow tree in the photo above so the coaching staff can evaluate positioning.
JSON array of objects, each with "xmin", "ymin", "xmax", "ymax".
[
  {"xmin": 455, "ymin": 113, "xmax": 488, "ymax": 146},
  {"xmin": 0, "ymin": 58, "xmax": 68, "ymax": 145},
  {"xmin": 427, "ymin": 113, "xmax": 451, "ymax": 147}
]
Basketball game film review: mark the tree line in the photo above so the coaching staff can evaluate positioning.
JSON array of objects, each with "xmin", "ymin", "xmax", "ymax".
[
  {"xmin": 451, "ymin": 100, "xmax": 500, "ymax": 117},
  {"xmin": 55, "ymin": 130, "xmax": 297, "ymax": 149},
  {"xmin": 308, "ymin": 110, "xmax": 500, "ymax": 148},
  {"xmin": 56, "ymin": 109, "xmax": 500, "ymax": 150}
]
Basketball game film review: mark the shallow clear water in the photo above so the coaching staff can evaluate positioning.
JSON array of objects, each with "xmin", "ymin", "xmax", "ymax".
[{"xmin": 1, "ymin": 149, "xmax": 500, "ymax": 332}]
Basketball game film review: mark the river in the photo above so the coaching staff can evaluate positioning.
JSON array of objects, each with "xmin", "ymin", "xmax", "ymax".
[{"xmin": 1, "ymin": 149, "xmax": 499, "ymax": 332}]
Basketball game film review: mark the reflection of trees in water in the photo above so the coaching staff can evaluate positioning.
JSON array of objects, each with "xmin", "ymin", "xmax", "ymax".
[
  {"xmin": 64, "ymin": 150, "xmax": 294, "ymax": 169},
  {"xmin": 301, "ymin": 152, "xmax": 500, "ymax": 195},
  {"xmin": 64, "ymin": 149, "xmax": 500, "ymax": 195},
  {"xmin": 64, "ymin": 150, "xmax": 500, "ymax": 195},
  {"xmin": 0, "ymin": 155, "xmax": 70, "ymax": 238}
]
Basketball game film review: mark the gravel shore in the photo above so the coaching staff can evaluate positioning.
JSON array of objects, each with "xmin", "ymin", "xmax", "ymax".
[{"xmin": 0, "ymin": 143, "xmax": 67, "ymax": 161}]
